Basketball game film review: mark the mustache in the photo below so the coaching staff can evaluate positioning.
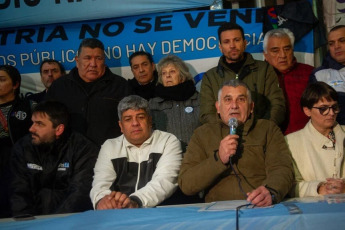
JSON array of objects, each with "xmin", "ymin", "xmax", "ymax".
[{"xmin": 31, "ymin": 133, "xmax": 39, "ymax": 138}]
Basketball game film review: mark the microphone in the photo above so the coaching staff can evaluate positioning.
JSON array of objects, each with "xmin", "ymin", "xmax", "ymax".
[{"xmin": 228, "ymin": 118, "xmax": 238, "ymax": 135}]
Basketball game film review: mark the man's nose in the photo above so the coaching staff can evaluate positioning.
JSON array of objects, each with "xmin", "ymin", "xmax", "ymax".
[
  {"xmin": 90, "ymin": 58, "xmax": 97, "ymax": 66},
  {"xmin": 278, "ymin": 49, "xmax": 287, "ymax": 57},
  {"xmin": 230, "ymin": 100, "xmax": 239, "ymax": 108},
  {"xmin": 132, "ymin": 118, "xmax": 139, "ymax": 126},
  {"xmin": 334, "ymin": 41, "xmax": 341, "ymax": 49},
  {"xmin": 29, "ymin": 124, "xmax": 35, "ymax": 133}
]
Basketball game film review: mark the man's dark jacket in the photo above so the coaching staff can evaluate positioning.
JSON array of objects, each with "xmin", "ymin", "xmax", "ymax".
[
  {"xmin": 47, "ymin": 67, "xmax": 130, "ymax": 146},
  {"xmin": 10, "ymin": 131, "xmax": 99, "ymax": 216},
  {"xmin": 128, "ymin": 72, "xmax": 158, "ymax": 101}
]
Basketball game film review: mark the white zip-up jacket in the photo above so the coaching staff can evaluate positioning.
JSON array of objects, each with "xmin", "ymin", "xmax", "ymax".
[{"xmin": 90, "ymin": 130, "xmax": 182, "ymax": 208}]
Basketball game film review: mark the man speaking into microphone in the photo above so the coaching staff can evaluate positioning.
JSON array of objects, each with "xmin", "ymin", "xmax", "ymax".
[{"xmin": 178, "ymin": 79, "xmax": 293, "ymax": 207}]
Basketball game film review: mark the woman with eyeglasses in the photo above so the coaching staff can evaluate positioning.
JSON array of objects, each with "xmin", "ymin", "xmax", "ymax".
[{"xmin": 285, "ymin": 81, "xmax": 345, "ymax": 198}]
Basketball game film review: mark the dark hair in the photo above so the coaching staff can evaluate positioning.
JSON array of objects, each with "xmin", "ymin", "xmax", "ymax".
[
  {"xmin": 0, "ymin": 65, "xmax": 21, "ymax": 97},
  {"xmin": 77, "ymin": 38, "xmax": 105, "ymax": 56},
  {"xmin": 118, "ymin": 95, "xmax": 150, "ymax": 120},
  {"xmin": 329, "ymin": 24, "xmax": 345, "ymax": 33},
  {"xmin": 129, "ymin": 51, "xmax": 154, "ymax": 66},
  {"xmin": 301, "ymin": 82, "xmax": 338, "ymax": 109},
  {"xmin": 218, "ymin": 22, "xmax": 245, "ymax": 42},
  {"xmin": 39, "ymin": 59, "xmax": 66, "ymax": 75},
  {"xmin": 33, "ymin": 100, "xmax": 70, "ymax": 129}
]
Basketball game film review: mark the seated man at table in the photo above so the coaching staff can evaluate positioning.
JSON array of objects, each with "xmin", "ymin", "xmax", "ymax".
[
  {"xmin": 178, "ymin": 79, "xmax": 293, "ymax": 207},
  {"xmin": 90, "ymin": 95, "xmax": 182, "ymax": 209},
  {"xmin": 286, "ymin": 82, "xmax": 345, "ymax": 197},
  {"xmin": 10, "ymin": 101, "xmax": 99, "ymax": 216}
]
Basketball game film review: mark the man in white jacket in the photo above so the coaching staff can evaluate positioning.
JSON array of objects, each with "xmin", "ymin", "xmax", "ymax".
[
  {"xmin": 286, "ymin": 82, "xmax": 345, "ymax": 197},
  {"xmin": 90, "ymin": 95, "xmax": 182, "ymax": 209}
]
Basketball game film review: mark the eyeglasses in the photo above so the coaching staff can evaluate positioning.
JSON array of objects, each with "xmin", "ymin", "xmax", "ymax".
[{"xmin": 312, "ymin": 104, "xmax": 340, "ymax": 115}]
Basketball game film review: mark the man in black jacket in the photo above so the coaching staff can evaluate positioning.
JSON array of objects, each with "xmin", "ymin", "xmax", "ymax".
[
  {"xmin": 127, "ymin": 51, "xmax": 158, "ymax": 100},
  {"xmin": 10, "ymin": 101, "xmax": 99, "ymax": 217},
  {"xmin": 27, "ymin": 59, "xmax": 66, "ymax": 103},
  {"xmin": 47, "ymin": 38, "xmax": 130, "ymax": 146}
]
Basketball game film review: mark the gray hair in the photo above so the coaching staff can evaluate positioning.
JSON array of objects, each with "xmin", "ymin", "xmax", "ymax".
[
  {"xmin": 217, "ymin": 79, "xmax": 252, "ymax": 104},
  {"xmin": 157, "ymin": 55, "xmax": 193, "ymax": 85},
  {"xmin": 263, "ymin": 28, "xmax": 295, "ymax": 53},
  {"xmin": 117, "ymin": 95, "xmax": 151, "ymax": 120}
]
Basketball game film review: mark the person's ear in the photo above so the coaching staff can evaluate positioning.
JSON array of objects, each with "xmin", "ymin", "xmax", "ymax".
[
  {"xmin": 75, "ymin": 55, "xmax": 79, "ymax": 67},
  {"xmin": 303, "ymin": 107, "xmax": 311, "ymax": 117},
  {"xmin": 250, "ymin": 102, "xmax": 254, "ymax": 113},
  {"xmin": 13, "ymin": 81, "xmax": 19, "ymax": 91},
  {"xmin": 55, "ymin": 124, "xmax": 65, "ymax": 137},
  {"xmin": 118, "ymin": 120, "xmax": 124, "ymax": 134},
  {"xmin": 218, "ymin": 42, "xmax": 223, "ymax": 53},
  {"xmin": 215, "ymin": 101, "xmax": 220, "ymax": 114}
]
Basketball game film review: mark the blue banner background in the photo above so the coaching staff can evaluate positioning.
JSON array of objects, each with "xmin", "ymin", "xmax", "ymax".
[
  {"xmin": 0, "ymin": 8, "xmax": 314, "ymax": 75},
  {"xmin": 0, "ymin": 0, "xmax": 212, "ymax": 29}
]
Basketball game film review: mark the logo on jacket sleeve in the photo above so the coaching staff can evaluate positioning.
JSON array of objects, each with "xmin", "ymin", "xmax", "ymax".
[
  {"xmin": 27, "ymin": 163, "xmax": 43, "ymax": 170},
  {"xmin": 58, "ymin": 162, "xmax": 70, "ymax": 171},
  {"xmin": 14, "ymin": 111, "xmax": 27, "ymax": 120}
]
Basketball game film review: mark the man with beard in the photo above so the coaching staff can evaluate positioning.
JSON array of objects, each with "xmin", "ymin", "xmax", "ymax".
[
  {"xmin": 10, "ymin": 101, "xmax": 99, "ymax": 217},
  {"xmin": 199, "ymin": 22, "xmax": 286, "ymax": 127}
]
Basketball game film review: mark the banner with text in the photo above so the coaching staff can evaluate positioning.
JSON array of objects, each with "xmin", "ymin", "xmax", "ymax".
[
  {"xmin": 0, "ymin": 8, "xmax": 314, "ymax": 94},
  {"xmin": 0, "ymin": 0, "xmax": 212, "ymax": 29}
]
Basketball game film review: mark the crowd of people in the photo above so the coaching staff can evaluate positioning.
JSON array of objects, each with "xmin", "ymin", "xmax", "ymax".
[{"xmin": 0, "ymin": 23, "xmax": 344, "ymax": 218}]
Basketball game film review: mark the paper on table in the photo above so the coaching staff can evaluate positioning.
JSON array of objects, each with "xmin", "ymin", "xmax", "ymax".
[
  {"xmin": 324, "ymin": 193, "xmax": 345, "ymax": 204},
  {"xmin": 199, "ymin": 200, "xmax": 265, "ymax": 212}
]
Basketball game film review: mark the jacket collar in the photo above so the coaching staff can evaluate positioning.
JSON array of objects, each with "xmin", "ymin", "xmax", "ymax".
[
  {"xmin": 218, "ymin": 112, "xmax": 256, "ymax": 137},
  {"xmin": 322, "ymin": 52, "xmax": 345, "ymax": 70},
  {"xmin": 217, "ymin": 53, "xmax": 257, "ymax": 80}
]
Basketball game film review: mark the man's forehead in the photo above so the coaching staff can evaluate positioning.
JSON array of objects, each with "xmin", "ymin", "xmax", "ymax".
[
  {"xmin": 268, "ymin": 36, "xmax": 291, "ymax": 46},
  {"xmin": 42, "ymin": 62, "xmax": 59, "ymax": 68},
  {"xmin": 221, "ymin": 30, "xmax": 243, "ymax": 39},
  {"xmin": 132, "ymin": 55, "xmax": 149, "ymax": 63},
  {"xmin": 80, "ymin": 47, "xmax": 104, "ymax": 55},
  {"xmin": 222, "ymin": 86, "xmax": 247, "ymax": 96},
  {"xmin": 122, "ymin": 109, "xmax": 147, "ymax": 116},
  {"xmin": 328, "ymin": 28, "xmax": 345, "ymax": 40},
  {"xmin": 32, "ymin": 112, "xmax": 51, "ymax": 122}
]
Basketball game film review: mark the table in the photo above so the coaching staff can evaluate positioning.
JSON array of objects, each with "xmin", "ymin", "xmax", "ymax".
[{"xmin": 1, "ymin": 198, "xmax": 344, "ymax": 230}]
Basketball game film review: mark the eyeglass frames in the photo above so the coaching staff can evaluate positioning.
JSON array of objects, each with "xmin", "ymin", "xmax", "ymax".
[{"xmin": 312, "ymin": 104, "xmax": 340, "ymax": 116}]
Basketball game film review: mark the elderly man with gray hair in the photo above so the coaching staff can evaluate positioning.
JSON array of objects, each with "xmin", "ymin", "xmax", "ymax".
[
  {"xmin": 263, "ymin": 28, "xmax": 314, "ymax": 135},
  {"xmin": 179, "ymin": 79, "xmax": 293, "ymax": 207},
  {"xmin": 90, "ymin": 95, "xmax": 182, "ymax": 209}
]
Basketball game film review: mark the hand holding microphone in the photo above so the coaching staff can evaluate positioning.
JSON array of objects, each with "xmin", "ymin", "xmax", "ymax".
[{"xmin": 218, "ymin": 118, "xmax": 239, "ymax": 164}]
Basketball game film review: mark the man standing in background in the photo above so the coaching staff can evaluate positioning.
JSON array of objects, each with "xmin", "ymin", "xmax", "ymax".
[
  {"xmin": 47, "ymin": 38, "xmax": 130, "ymax": 146},
  {"xmin": 310, "ymin": 25, "xmax": 345, "ymax": 125},
  {"xmin": 128, "ymin": 51, "xmax": 158, "ymax": 100},
  {"xmin": 27, "ymin": 59, "xmax": 66, "ymax": 103},
  {"xmin": 263, "ymin": 28, "xmax": 313, "ymax": 135},
  {"xmin": 199, "ymin": 22, "xmax": 285, "ymax": 127}
]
